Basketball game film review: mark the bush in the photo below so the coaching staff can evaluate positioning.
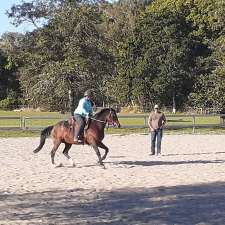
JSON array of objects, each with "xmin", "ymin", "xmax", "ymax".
[{"xmin": 0, "ymin": 97, "xmax": 17, "ymax": 110}]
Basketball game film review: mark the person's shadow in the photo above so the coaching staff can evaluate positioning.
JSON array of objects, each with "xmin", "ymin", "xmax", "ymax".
[{"xmin": 107, "ymin": 159, "xmax": 225, "ymax": 167}]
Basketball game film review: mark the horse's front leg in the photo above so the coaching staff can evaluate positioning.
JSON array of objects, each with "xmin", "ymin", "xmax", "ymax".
[
  {"xmin": 92, "ymin": 145, "xmax": 105, "ymax": 168},
  {"xmin": 63, "ymin": 143, "xmax": 75, "ymax": 167},
  {"xmin": 51, "ymin": 139, "xmax": 62, "ymax": 167},
  {"xmin": 97, "ymin": 141, "xmax": 109, "ymax": 161}
]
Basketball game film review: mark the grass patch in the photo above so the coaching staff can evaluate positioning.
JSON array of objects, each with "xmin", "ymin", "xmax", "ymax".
[{"xmin": 0, "ymin": 130, "xmax": 41, "ymax": 137}]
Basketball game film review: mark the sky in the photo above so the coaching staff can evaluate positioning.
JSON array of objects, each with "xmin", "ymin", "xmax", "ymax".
[
  {"xmin": 0, "ymin": 0, "xmax": 34, "ymax": 36},
  {"xmin": 0, "ymin": 0, "xmax": 117, "ymax": 37}
]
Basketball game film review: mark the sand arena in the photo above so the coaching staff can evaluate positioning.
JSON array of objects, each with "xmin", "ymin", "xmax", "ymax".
[{"xmin": 1, "ymin": 134, "xmax": 225, "ymax": 224}]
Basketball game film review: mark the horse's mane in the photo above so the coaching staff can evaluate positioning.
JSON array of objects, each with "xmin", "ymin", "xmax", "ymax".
[{"xmin": 93, "ymin": 108, "xmax": 112, "ymax": 118}]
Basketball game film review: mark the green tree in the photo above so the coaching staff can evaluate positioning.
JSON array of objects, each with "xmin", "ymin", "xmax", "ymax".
[
  {"xmin": 101, "ymin": 0, "xmax": 153, "ymax": 106},
  {"xmin": 0, "ymin": 34, "xmax": 21, "ymax": 109},
  {"xmin": 7, "ymin": 0, "xmax": 115, "ymax": 110},
  {"xmin": 115, "ymin": 0, "xmax": 225, "ymax": 110},
  {"xmin": 115, "ymin": 10, "xmax": 198, "ymax": 109}
]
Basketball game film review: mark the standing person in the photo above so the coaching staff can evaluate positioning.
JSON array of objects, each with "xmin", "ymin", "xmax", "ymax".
[
  {"xmin": 73, "ymin": 90, "xmax": 94, "ymax": 143},
  {"xmin": 148, "ymin": 104, "xmax": 166, "ymax": 155}
]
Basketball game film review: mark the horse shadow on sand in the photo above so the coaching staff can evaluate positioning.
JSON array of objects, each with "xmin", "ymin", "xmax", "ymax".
[{"xmin": 1, "ymin": 182, "xmax": 225, "ymax": 225}]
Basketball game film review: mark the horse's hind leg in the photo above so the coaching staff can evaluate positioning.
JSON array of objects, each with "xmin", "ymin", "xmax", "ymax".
[
  {"xmin": 92, "ymin": 145, "xmax": 105, "ymax": 168},
  {"xmin": 63, "ymin": 143, "xmax": 75, "ymax": 167},
  {"xmin": 51, "ymin": 139, "xmax": 61, "ymax": 167},
  {"xmin": 97, "ymin": 142, "xmax": 109, "ymax": 161}
]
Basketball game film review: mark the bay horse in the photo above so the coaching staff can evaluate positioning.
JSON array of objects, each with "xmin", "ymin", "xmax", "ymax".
[{"xmin": 33, "ymin": 108, "xmax": 120, "ymax": 168}]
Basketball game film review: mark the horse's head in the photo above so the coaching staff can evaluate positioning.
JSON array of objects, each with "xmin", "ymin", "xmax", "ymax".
[
  {"xmin": 106, "ymin": 108, "xmax": 121, "ymax": 128},
  {"xmin": 93, "ymin": 108, "xmax": 121, "ymax": 128}
]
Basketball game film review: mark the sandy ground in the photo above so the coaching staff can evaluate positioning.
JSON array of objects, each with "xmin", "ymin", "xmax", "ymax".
[{"xmin": 1, "ymin": 134, "xmax": 225, "ymax": 225}]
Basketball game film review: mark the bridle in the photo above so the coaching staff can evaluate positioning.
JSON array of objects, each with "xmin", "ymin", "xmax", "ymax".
[{"xmin": 90, "ymin": 108, "xmax": 116, "ymax": 126}]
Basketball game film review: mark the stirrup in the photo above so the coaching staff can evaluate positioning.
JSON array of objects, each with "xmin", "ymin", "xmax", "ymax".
[
  {"xmin": 74, "ymin": 137, "xmax": 83, "ymax": 143},
  {"xmin": 74, "ymin": 140, "xmax": 82, "ymax": 144}
]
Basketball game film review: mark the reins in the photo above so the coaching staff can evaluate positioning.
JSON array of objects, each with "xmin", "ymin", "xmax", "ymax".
[
  {"xmin": 90, "ymin": 108, "xmax": 114, "ymax": 126},
  {"xmin": 90, "ymin": 117, "xmax": 106, "ymax": 123}
]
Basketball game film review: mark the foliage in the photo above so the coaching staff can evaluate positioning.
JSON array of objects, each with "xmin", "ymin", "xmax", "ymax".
[
  {"xmin": 0, "ymin": 92, "xmax": 18, "ymax": 110},
  {"xmin": 1, "ymin": 0, "xmax": 225, "ymax": 111},
  {"xmin": 5, "ymin": 0, "xmax": 115, "ymax": 111},
  {"xmin": 0, "ymin": 43, "xmax": 21, "ymax": 107},
  {"xmin": 186, "ymin": 0, "xmax": 225, "ymax": 109},
  {"xmin": 114, "ymin": 0, "xmax": 225, "ymax": 110},
  {"xmin": 115, "ymin": 7, "xmax": 196, "ymax": 109}
]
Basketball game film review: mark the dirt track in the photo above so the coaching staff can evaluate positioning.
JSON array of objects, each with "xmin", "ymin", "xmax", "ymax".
[{"xmin": 1, "ymin": 134, "xmax": 225, "ymax": 224}]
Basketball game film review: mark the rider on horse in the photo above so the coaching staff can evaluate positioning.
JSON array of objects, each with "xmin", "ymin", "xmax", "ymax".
[{"xmin": 73, "ymin": 90, "xmax": 94, "ymax": 143}]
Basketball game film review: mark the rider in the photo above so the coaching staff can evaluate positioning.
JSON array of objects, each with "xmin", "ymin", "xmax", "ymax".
[{"xmin": 73, "ymin": 90, "xmax": 93, "ymax": 143}]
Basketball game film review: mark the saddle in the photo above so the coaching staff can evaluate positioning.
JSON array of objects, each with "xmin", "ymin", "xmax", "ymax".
[
  {"xmin": 67, "ymin": 116, "xmax": 88, "ymax": 141},
  {"xmin": 68, "ymin": 117, "xmax": 91, "ymax": 130}
]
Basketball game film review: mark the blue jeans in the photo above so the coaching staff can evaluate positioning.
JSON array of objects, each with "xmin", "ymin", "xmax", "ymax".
[{"xmin": 151, "ymin": 129, "xmax": 163, "ymax": 154}]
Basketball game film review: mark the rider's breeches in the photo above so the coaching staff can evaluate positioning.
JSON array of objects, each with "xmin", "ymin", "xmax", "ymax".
[{"xmin": 74, "ymin": 114, "xmax": 85, "ymax": 138}]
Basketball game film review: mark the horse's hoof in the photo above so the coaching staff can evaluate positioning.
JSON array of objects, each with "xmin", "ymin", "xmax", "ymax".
[
  {"xmin": 69, "ymin": 163, "xmax": 76, "ymax": 167},
  {"xmin": 52, "ymin": 163, "xmax": 63, "ymax": 168},
  {"xmin": 69, "ymin": 158, "xmax": 75, "ymax": 167},
  {"xmin": 100, "ymin": 164, "xmax": 106, "ymax": 169}
]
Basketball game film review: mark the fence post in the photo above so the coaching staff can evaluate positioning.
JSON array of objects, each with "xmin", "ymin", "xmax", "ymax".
[
  {"xmin": 144, "ymin": 116, "xmax": 148, "ymax": 127},
  {"xmin": 20, "ymin": 117, "xmax": 23, "ymax": 130},
  {"xmin": 192, "ymin": 115, "xmax": 196, "ymax": 133},
  {"xmin": 220, "ymin": 115, "xmax": 225, "ymax": 125},
  {"xmin": 21, "ymin": 116, "xmax": 26, "ymax": 130}
]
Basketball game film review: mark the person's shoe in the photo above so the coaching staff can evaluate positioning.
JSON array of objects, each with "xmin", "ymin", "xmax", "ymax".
[{"xmin": 149, "ymin": 152, "xmax": 155, "ymax": 156}]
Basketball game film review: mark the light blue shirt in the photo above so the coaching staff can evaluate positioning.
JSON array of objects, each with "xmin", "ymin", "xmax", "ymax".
[{"xmin": 74, "ymin": 97, "xmax": 93, "ymax": 118}]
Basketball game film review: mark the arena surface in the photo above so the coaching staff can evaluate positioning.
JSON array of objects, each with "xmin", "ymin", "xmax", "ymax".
[{"xmin": 1, "ymin": 134, "xmax": 225, "ymax": 224}]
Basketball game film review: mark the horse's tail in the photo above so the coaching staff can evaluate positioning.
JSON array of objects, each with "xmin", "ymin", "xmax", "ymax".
[{"xmin": 33, "ymin": 125, "xmax": 54, "ymax": 153}]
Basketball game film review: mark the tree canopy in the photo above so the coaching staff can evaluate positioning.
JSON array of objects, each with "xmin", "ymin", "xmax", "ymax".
[{"xmin": 0, "ymin": 0, "xmax": 224, "ymax": 111}]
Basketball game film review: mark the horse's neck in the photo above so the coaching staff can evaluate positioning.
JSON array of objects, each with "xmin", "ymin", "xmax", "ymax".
[
  {"xmin": 85, "ymin": 120, "xmax": 105, "ymax": 138},
  {"xmin": 89, "ymin": 111, "xmax": 108, "ymax": 130}
]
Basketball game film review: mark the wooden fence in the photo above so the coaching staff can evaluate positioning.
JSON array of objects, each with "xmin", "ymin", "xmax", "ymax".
[
  {"xmin": 118, "ymin": 114, "xmax": 225, "ymax": 133},
  {"xmin": 0, "ymin": 114, "xmax": 225, "ymax": 133}
]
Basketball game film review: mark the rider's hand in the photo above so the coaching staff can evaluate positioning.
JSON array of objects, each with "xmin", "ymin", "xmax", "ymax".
[{"xmin": 149, "ymin": 127, "xmax": 154, "ymax": 132}]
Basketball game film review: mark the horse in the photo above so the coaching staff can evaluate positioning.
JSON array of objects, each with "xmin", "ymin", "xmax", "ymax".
[{"xmin": 33, "ymin": 108, "xmax": 121, "ymax": 168}]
